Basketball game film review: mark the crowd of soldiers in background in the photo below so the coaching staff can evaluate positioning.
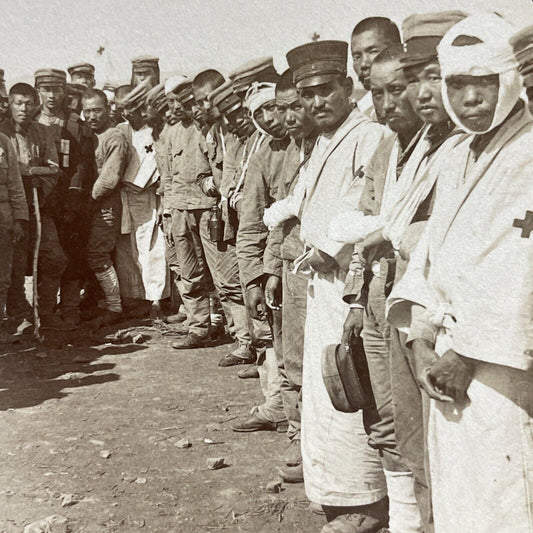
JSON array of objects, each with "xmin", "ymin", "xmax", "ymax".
[{"xmin": 0, "ymin": 8, "xmax": 532, "ymax": 533}]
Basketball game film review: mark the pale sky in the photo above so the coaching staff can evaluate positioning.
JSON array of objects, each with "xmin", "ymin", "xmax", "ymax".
[{"xmin": 3, "ymin": 0, "xmax": 533, "ymax": 86}]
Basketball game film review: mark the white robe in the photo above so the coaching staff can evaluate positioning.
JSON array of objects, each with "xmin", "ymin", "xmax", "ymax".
[
  {"xmin": 116, "ymin": 124, "xmax": 169, "ymax": 301},
  {"xmin": 298, "ymin": 109, "xmax": 388, "ymax": 506},
  {"xmin": 387, "ymin": 108, "xmax": 533, "ymax": 533}
]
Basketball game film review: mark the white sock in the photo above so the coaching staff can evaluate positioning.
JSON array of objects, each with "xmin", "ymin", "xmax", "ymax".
[
  {"xmin": 95, "ymin": 266, "xmax": 122, "ymax": 313},
  {"xmin": 384, "ymin": 470, "xmax": 423, "ymax": 533}
]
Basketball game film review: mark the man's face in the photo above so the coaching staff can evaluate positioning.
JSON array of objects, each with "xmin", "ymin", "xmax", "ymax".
[
  {"xmin": 37, "ymin": 84, "xmax": 65, "ymax": 114},
  {"xmin": 132, "ymin": 68, "xmax": 157, "ymax": 88},
  {"xmin": 193, "ymin": 82, "xmax": 222, "ymax": 125},
  {"xmin": 83, "ymin": 95, "xmax": 110, "ymax": 133},
  {"xmin": 298, "ymin": 77, "xmax": 353, "ymax": 133},
  {"xmin": 72, "ymin": 73, "xmax": 95, "ymax": 89},
  {"xmin": 226, "ymin": 105, "xmax": 255, "ymax": 137},
  {"xmin": 123, "ymin": 105, "xmax": 147, "ymax": 130},
  {"xmin": 276, "ymin": 88, "xmax": 313, "ymax": 141},
  {"xmin": 165, "ymin": 108, "xmax": 178, "ymax": 125},
  {"xmin": 167, "ymin": 93, "xmax": 192, "ymax": 122},
  {"xmin": 370, "ymin": 59, "xmax": 420, "ymax": 134},
  {"xmin": 10, "ymin": 94, "xmax": 36, "ymax": 127},
  {"xmin": 351, "ymin": 29, "xmax": 391, "ymax": 91},
  {"xmin": 446, "ymin": 74, "xmax": 500, "ymax": 132},
  {"xmin": 404, "ymin": 62, "xmax": 448, "ymax": 125},
  {"xmin": 253, "ymin": 99, "xmax": 286, "ymax": 138}
]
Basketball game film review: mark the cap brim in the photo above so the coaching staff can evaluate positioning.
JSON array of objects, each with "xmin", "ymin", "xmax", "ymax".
[
  {"xmin": 295, "ymin": 73, "xmax": 344, "ymax": 89},
  {"xmin": 399, "ymin": 53, "xmax": 438, "ymax": 70}
]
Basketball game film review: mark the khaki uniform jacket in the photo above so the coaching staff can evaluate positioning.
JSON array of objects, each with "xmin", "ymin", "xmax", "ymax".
[
  {"xmin": 164, "ymin": 121, "xmax": 216, "ymax": 211},
  {"xmin": 236, "ymin": 135, "xmax": 291, "ymax": 288},
  {"xmin": 0, "ymin": 132, "xmax": 28, "ymax": 221},
  {"xmin": 92, "ymin": 126, "xmax": 129, "ymax": 201},
  {"xmin": 0, "ymin": 119, "xmax": 59, "ymax": 213}
]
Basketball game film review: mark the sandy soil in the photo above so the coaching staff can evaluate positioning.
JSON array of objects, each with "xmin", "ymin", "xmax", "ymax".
[{"xmin": 0, "ymin": 320, "xmax": 325, "ymax": 532}]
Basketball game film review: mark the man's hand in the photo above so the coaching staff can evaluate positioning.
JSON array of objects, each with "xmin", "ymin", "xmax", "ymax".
[
  {"xmin": 162, "ymin": 214, "xmax": 173, "ymax": 246},
  {"xmin": 12, "ymin": 220, "xmax": 25, "ymax": 243},
  {"xmin": 306, "ymin": 248, "xmax": 338, "ymax": 273},
  {"xmin": 246, "ymin": 284, "xmax": 267, "ymax": 320},
  {"xmin": 341, "ymin": 308, "xmax": 364, "ymax": 351},
  {"xmin": 264, "ymin": 275, "xmax": 282, "ymax": 310},
  {"xmin": 412, "ymin": 339, "xmax": 453, "ymax": 403},
  {"xmin": 427, "ymin": 350, "xmax": 474, "ymax": 403}
]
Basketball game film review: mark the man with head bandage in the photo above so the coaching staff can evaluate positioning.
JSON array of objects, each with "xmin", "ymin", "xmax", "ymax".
[{"xmin": 386, "ymin": 12, "xmax": 533, "ymax": 533}]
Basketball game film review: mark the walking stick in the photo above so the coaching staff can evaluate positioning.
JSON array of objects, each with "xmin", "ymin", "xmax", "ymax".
[
  {"xmin": 27, "ymin": 163, "xmax": 58, "ymax": 342},
  {"xmin": 32, "ymin": 185, "xmax": 42, "ymax": 342}
]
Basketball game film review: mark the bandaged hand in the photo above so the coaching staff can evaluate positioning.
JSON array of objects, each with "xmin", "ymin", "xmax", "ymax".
[
  {"xmin": 427, "ymin": 350, "xmax": 474, "ymax": 404},
  {"xmin": 327, "ymin": 211, "xmax": 383, "ymax": 244},
  {"xmin": 263, "ymin": 198, "xmax": 297, "ymax": 230}
]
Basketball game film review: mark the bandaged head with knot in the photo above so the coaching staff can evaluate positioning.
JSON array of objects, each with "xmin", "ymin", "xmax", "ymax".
[{"xmin": 437, "ymin": 13, "xmax": 521, "ymax": 134}]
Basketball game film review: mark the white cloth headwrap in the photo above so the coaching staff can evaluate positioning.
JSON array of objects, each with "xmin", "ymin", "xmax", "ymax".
[
  {"xmin": 438, "ymin": 13, "xmax": 521, "ymax": 134},
  {"xmin": 164, "ymin": 74, "xmax": 188, "ymax": 95},
  {"xmin": 244, "ymin": 82, "xmax": 277, "ymax": 114},
  {"xmin": 244, "ymin": 82, "xmax": 281, "ymax": 138}
]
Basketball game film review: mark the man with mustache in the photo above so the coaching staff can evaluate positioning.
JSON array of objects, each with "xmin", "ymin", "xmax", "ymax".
[
  {"xmin": 269, "ymin": 40, "xmax": 388, "ymax": 532},
  {"xmin": 82, "ymin": 88, "xmax": 129, "ymax": 326}
]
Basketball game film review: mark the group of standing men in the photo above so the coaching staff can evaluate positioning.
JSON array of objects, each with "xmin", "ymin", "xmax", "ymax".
[{"xmin": 0, "ymin": 8, "xmax": 531, "ymax": 533}]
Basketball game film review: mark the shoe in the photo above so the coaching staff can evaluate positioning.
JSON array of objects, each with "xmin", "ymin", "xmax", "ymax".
[
  {"xmin": 165, "ymin": 311, "xmax": 188, "ymax": 324},
  {"xmin": 172, "ymin": 333, "xmax": 210, "ymax": 350},
  {"xmin": 231, "ymin": 412, "xmax": 279, "ymax": 433},
  {"xmin": 237, "ymin": 366, "xmax": 260, "ymax": 379},
  {"xmin": 284, "ymin": 439, "xmax": 302, "ymax": 466},
  {"xmin": 309, "ymin": 502, "xmax": 326, "ymax": 516},
  {"xmin": 321, "ymin": 512, "xmax": 384, "ymax": 533},
  {"xmin": 277, "ymin": 464, "xmax": 304, "ymax": 484},
  {"xmin": 218, "ymin": 344, "xmax": 256, "ymax": 367},
  {"xmin": 88, "ymin": 310, "xmax": 123, "ymax": 328},
  {"xmin": 41, "ymin": 314, "xmax": 77, "ymax": 331}
]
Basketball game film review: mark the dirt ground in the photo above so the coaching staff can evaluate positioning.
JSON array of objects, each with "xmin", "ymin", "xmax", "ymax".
[{"xmin": 0, "ymin": 318, "xmax": 326, "ymax": 533}]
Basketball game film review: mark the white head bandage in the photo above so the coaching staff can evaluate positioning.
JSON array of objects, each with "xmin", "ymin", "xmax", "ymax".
[
  {"xmin": 243, "ymin": 82, "xmax": 281, "ymax": 137},
  {"xmin": 437, "ymin": 13, "xmax": 521, "ymax": 134}
]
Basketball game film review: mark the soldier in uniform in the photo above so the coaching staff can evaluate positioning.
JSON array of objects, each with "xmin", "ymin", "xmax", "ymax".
[
  {"xmin": 82, "ymin": 89, "xmax": 129, "ymax": 326},
  {"xmin": 34, "ymin": 68, "xmax": 94, "ymax": 328},
  {"xmin": 0, "ymin": 70, "xmax": 9, "ymax": 124},
  {"xmin": 0, "ymin": 82, "xmax": 65, "ymax": 330},
  {"xmin": 0, "ymin": 94, "xmax": 29, "ymax": 342},
  {"xmin": 67, "ymin": 63, "xmax": 96, "ymax": 89},
  {"xmin": 131, "ymin": 56, "xmax": 160, "ymax": 89},
  {"xmin": 193, "ymin": 69, "xmax": 258, "ymax": 365}
]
